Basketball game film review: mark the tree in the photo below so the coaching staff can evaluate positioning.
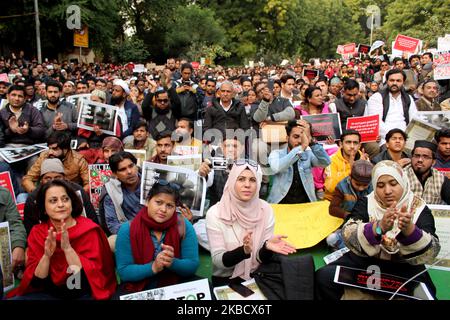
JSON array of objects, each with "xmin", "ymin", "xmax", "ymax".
[
  {"xmin": 112, "ymin": 36, "xmax": 149, "ymax": 63},
  {"xmin": 164, "ymin": 4, "xmax": 228, "ymax": 61}
]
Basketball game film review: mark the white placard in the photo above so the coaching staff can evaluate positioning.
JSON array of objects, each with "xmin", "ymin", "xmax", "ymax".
[
  {"xmin": 77, "ymin": 99, "xmax": 119, "ymax": 136},
  {"xmin": 427, "ymin": 205, "xmax": 450, "ymax": 271},
  {"xmin": 0, "ymin": 144, "xmax": 48, "ymax": 163},
  {"xmin": 120, "ymin": 278, "xmax": 211, "ymax": 300},
  {"xmin": 0, "ymin": 221, "xmax": 14, "ymax": 292}
]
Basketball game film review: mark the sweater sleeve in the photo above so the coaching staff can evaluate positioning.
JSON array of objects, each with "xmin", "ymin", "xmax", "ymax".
[
  {"xmin": 272, "ymin": 104, "xmax": 295, "ymax": 122},
  {"xmin": 22, "ymin": 152, "xmax": 46, "ymax": 193},
  {"xmin": 329, "ymin": 187, "xmax": 350, "ymax": 219},
  {"xmin": 2, "ymin": 189, "xmax": 27, "ymax": 249},
  {"xmin": 253, "ymin": 100, "xmax": 270, "ymax": 123},
  {"xmin": 167, "ymin": 219, "xmax": 199, "ymax": 277},
  {"xmin": 115, "ymin": 222, "xmax": 155, "ymax": 282},
  {"xmin": 104, "ymin": 194, "xmax": 121, "ymax": 235}
]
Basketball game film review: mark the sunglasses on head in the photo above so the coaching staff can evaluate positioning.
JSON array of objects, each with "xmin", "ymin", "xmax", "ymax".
[
  {"xmin": 234, "ymin": 158, "xmax": 259, "ymax": 170},
  {"xmin": 157, "ymin": 179, "xmax": 181, "ymax": 190}
]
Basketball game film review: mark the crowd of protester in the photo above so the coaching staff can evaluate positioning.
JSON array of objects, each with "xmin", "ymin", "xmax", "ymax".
[{"xmin": 0, "ymin": 47, "xmax": 448, "ymax": 300}]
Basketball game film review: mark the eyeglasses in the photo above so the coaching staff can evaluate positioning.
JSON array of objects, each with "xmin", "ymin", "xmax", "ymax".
[
  {"xmin": 234, "ymin": 158, "xmax": 259, "ymax": 170},
  {"xmin": 156, "ymin": 99, "xmax": 169, "ymax": 103},
  {"xmin": 412, "ymin": 154, "xmax": 433, "ymax": 160},
  {"xmin": 157, "ymin": 179, "xmax": 181, "ymax": 190}
]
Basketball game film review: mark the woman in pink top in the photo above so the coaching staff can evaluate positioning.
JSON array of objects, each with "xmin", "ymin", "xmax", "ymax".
[{"xmin": 295, "ymin": 86, "xmax": 338, "ymax": 199}]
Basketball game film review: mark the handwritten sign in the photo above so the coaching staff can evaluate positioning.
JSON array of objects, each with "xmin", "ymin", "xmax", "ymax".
[
  {"xmin": 433, "ymin": 51, "xmax": 450, "ymax": 80},
  {"xmin": 272, "ymin": 201, "xmax": 343, "ymax": 249},
  {"xmin": 346, "ymin": 115, "xmax": 379, "ymax": 143}
]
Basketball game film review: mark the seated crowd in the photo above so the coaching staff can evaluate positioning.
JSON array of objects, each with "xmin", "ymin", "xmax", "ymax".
[{"xmin": 0, "ymin": 51, "xmax": 448, "ymax": 300}]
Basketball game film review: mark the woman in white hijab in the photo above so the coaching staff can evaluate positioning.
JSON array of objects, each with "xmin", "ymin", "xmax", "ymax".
[
  {"xmin": 316, "ymin": 160, "xmax": 440, "ymax": 300},
  {"xmin": 206, "ymin": 160, "xmax": 296, "ymax": 287}
]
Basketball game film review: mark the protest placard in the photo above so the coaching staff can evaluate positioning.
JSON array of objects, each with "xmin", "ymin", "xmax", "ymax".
[
  {"xmin": 404, "ymin": 117, "xmax": 440, "ymax": 152},
  {"xmin": 132, "ymin": 64, "xmax": 145, "ymax": 74},
  {"xmin": 303, "ymin": 69, "xmax": 319, "ymax": 80},
  {"xmin": 272, "ymin": 201, "xmax": 343, "ymax": 249},
  {"xmin": 416, "ymin": 111, "xmax": 450, "ymax": 130},
  {"xmin": 357, "ymin": 44, "xmax": 371, "ymax": 54},
  {"xmin": 16, "ymin": 202, "xmax": 24, "ymax": 220},
  {"xmin": 173, "ymin": 145, "xmax": 201, "ymax": 156},
  {"xmin": 427, "ymin": 205, "xmax": 450, "ymax": 271},
  {"xmin": 438, "ymin": 35, "xmax": 450, "ymax": 51},
  {"xmin": 120, "ymin": 278, "xmax": 211, "ymax": 300},
  {"xmin": 301, "ymin": 113, "xmax": 342, "ymax": 142},
  {"xmin": 214, "ymin": 279, "xmax": 267, "ymax": 300},
  {"xmin": 167, "ymin": 154, "xmax": 202, "ymax": 171},
  {"xmin": 393, "ymin": 34, "xmax": 421, "ymax": 53},
  {"xmin": 0, "ymin": 73, "xmax": 9, "ymax": 83},
  {"xmin": 66, "ymin": 93, "xmax": 91, "ymax": 114},
  {"xmin": 0, "ymin": 222, "xmax": 14, "ymax": 292},
  {"xmin": 140, "ymin": 162, "xmax": 206, "ymax": 217},
  {"xmin": 124, "ymin": 149, "xmax": 147, "ymax": 168},
  {"xmin": 334, "ymin": 266, "xmax": 434, "ymax": 300},
  {"xmin": 343, "ymin": 43, "xmax": 356, "ymax": 54},
  {"xmin": 0, "ymin": 172, "xmax": 16, "ymax": 203},
  {"xmin": 0, "ymin": 144, "xmax": 48, "ymax": 164},
  {"xmin": 346, "ymin": 115, "xmax": 379, "ymax": 143},
  {"xmin": 88, "ymin": 164, "xmax": 113, "ymax": 212},
  {"xmin": 433, "ymin": 51, "xmax": 450, "ymax": 81},
  {"xmin": 77, "ymin": 99, "xmax": 119, "ymax": 136}
]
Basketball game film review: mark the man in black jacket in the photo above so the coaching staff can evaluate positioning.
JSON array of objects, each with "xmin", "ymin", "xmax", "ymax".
[
  {"xmin": 203, "ymin": 81, "xmax": 249, "ymax": 139},
  {"xmin": 173, "ymin": 63, "xmax": 204, "ymax": 120}
]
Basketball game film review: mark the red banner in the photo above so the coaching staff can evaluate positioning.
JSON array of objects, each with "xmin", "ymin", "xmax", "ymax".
[
  {"xmin": 0, "ymin": 171, "xmax": 16, "ymax": 203},
  {"xmin": 17, "ymin": 202, "xmax": 24, "ymax": 220},
  {"xmin": 393, "ymin": 34, "xmax": 420, "ymax": 53},
  {"xmin": 346, "ymin": 115, "xmax": 379, "ymax": 143}
]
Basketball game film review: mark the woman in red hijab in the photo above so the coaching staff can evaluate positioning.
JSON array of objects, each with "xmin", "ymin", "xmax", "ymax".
[{"xmin": 8, "ymin": 180, "xmax": 116, "ymax": 300}]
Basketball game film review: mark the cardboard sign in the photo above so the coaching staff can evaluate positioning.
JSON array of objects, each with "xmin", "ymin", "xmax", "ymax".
[
  {"xmin": 120, "ymin": 278, "xmax": 211, "ymax": 300},
  {"xmin": 343, "ymin": 43, "xmax": 356, "ymax": 54},
  {"xmin": 358, "ymin": 44, "xmax": 371, "ymax": 54},
  {"xmin": 88, "ymin": 164, "xmax": 113, "ymax": 212},
  {"xmin": 393, "ymin": 34, "xmax": 420, "ymax": 53},
  {"xmin": 346, "ymin": 115, "xmax": 379, "ymax": 143},
  {"xmin": 0, "ymin": 172, "xmax": 16, "ymax": 203},
  {"xmin": 300, "ymin": 113, "xmax": 342, "ymax": 143},
  {"xmin": 433, "ymin": 51, "xmax": 450, "ymax": 81},
  {"xmin": 303, "ymin": 69, "xmax": 319, "ymax": 80}
]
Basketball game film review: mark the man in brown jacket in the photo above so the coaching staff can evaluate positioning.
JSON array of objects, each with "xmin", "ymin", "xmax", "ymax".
[{"xmin": 22, "ymin": 131, "xmax": 89, "ymax": 193}]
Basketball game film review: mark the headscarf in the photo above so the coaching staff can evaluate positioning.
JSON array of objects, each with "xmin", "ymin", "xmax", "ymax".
[
  {"xmin": 367, "ymin": 160, "xmax": 426, "ymax": 254},
  {"xmin": 102, "ymin": 136, "xmax": 124, "ymax": 151},
  {"xmin": 217, "ymin": 162, "xmax": 273, "ymax": 280}
]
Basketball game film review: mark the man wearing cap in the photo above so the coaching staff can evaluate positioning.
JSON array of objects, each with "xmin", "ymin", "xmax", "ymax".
[
  {"xmin": 327, "ymin": 160, "xmax": 373, "ymax": 250},
  {"xmin": 40, "ymin": 80, "xmax": 78, "ymax": 138},
  {"xmin": 111, "ymin": 79, "xmax": 140, "ymax": 139},
  {"xmin": 22, "ymin": 131, "xmax": 89, "ymax": 193},
  {"xmin": 22, "ymin": 158, "xmax": 97, "ymax": 235},
  {"xmin": 405, "ymin": 140, "xmax": 450, "ymax": 204},
  {"xmin": 61, "ymin": 80, "xmax": 76, "ymax": 101}
]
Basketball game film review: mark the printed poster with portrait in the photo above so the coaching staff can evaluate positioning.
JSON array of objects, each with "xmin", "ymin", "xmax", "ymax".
[
  {"xmin": 0, "ymin": 222, "xmax": 14, "ymax": 292},
  {"xmin": 77, "ymin": 99, "xmax": 118, "ymax": 136},
  {"xmin": 140, "ymin": 162, "xmax": 206, "ymax": 217},
  {"xmin": 88, "ymin": 164, "xmax": 113, "ymax": 212},
  {"xmin": 301, "ymin": 113, "xmax": 342, "ymax": 143}
]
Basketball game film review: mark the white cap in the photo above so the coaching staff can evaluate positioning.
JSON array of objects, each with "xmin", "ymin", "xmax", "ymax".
[{"xmin": 113, "ymin": 79, "xmax": 130, "ymax": 95}]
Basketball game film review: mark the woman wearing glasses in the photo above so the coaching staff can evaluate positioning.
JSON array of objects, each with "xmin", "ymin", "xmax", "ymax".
[
  {"xmin": 315, "ymin": 160, "xmax": 440, "ymax": 300},
  {"xmin": 206, "ymin": 161, "xmax": 296, "ymax": 287},
  {"xmin": 114, "ymin": 181, "xmax": 199, "ymax": 295}
]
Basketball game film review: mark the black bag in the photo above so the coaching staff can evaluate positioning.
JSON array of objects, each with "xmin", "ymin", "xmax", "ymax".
[{"xmin": 251, "ymin": 254, "xmax": 315, "ymax": 300}]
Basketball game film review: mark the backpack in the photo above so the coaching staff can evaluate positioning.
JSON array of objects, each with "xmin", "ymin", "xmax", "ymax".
[{"xmin": 251, "ymin": 254, "xmax": 315, "ymax": 300}]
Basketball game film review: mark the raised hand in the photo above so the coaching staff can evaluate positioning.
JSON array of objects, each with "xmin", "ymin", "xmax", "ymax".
[
  {"xmin": 60, "ymin": 220, "xmax": 72, "ymax": 252},
  {"xmin": 44, "ymin": 227, "xmax": 57, "ymax": 258},
  {"xmin": 179, "ymin": 204, "xmax": 193, "ymax": 222},
  {"xmin": 243, "ymin": 231, "xmax": 253, "ymax": 255},
  {"xmin": 160, "ymin": 244, "xmax": 174, "ymax": 268},
  {"xmin": 8, "ymin": 116, "xmax": 19, "ymax": 133},
  {"xmin": 380, "ymin": 201, "xmax": 398, "ymax": 233},
  {"xmin": 398, "ymin": 204, "xmax": 414, "ymax": 235},
  {"xmin": 266, "ymin": 235, "xmax": 297, "ymax": 255}
]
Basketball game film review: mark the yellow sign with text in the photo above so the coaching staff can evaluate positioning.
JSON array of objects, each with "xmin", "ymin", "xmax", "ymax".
[
  {"xmin": 272, "ymin": 201, "xmax": 343, "ymax": 249},
  {"xmin": 74, "ymin": 27, "xmax": 89, "ymax": 48}
]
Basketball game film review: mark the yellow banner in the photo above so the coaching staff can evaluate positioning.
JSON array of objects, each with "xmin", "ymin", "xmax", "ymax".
[
  {"xmin": 74, "ymin": 26, "xmax": 89, "ymax": 48},
  {"xmin": 272, "ymin": 201, "xmax": 343, "ymax": 249}
]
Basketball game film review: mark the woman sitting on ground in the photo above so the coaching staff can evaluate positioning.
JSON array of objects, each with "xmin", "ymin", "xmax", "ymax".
[
  {"xmin": 9, "ymin": 180, "xmax": 117, "ymax": 300},
  {"xmin": 206, "ymin": 160, "xmax": 296, "ymax": 287},
  {"xmin": 315, "ymin": 160, "xmax": 441, "ymax": 300},
  {"xmin": 115, "ymin": 181, "xmax": 199, "ymax": 295}
]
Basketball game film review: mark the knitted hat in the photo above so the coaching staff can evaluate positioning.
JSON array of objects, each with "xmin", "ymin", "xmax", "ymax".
[
  {"xmin": 40, "ymin": 158, "xmax": 65, "ymax": 176},
  {"xmin": 351, "ymin": 160, "xmax": 373, "ymax": 184},
  {"xmin": 91, "ymin": 89, "xmax": 106, "ymax": 102}
]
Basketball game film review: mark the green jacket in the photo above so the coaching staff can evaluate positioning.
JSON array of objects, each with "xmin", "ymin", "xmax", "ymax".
[{"xmin": 0, "ymin": 187, "xmax": 27, "ymax": 249}]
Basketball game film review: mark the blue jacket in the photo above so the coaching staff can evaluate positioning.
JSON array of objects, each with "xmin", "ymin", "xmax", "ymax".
[
  {"xmin": 267, "ymin": 144, "xmax": 331, "ymax": 204},
  {"xmin": 335, "ymin": 176, "xmax": 373, "ymax": 212}
]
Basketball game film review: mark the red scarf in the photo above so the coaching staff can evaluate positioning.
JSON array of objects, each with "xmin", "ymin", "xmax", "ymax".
[
  {"xmin": 127, "ymin": 206, "xmax": 181, "ymax": 292},
  {"xmin": 8, "ymin": 217, "xmax": 117, "ymax": 300}
]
